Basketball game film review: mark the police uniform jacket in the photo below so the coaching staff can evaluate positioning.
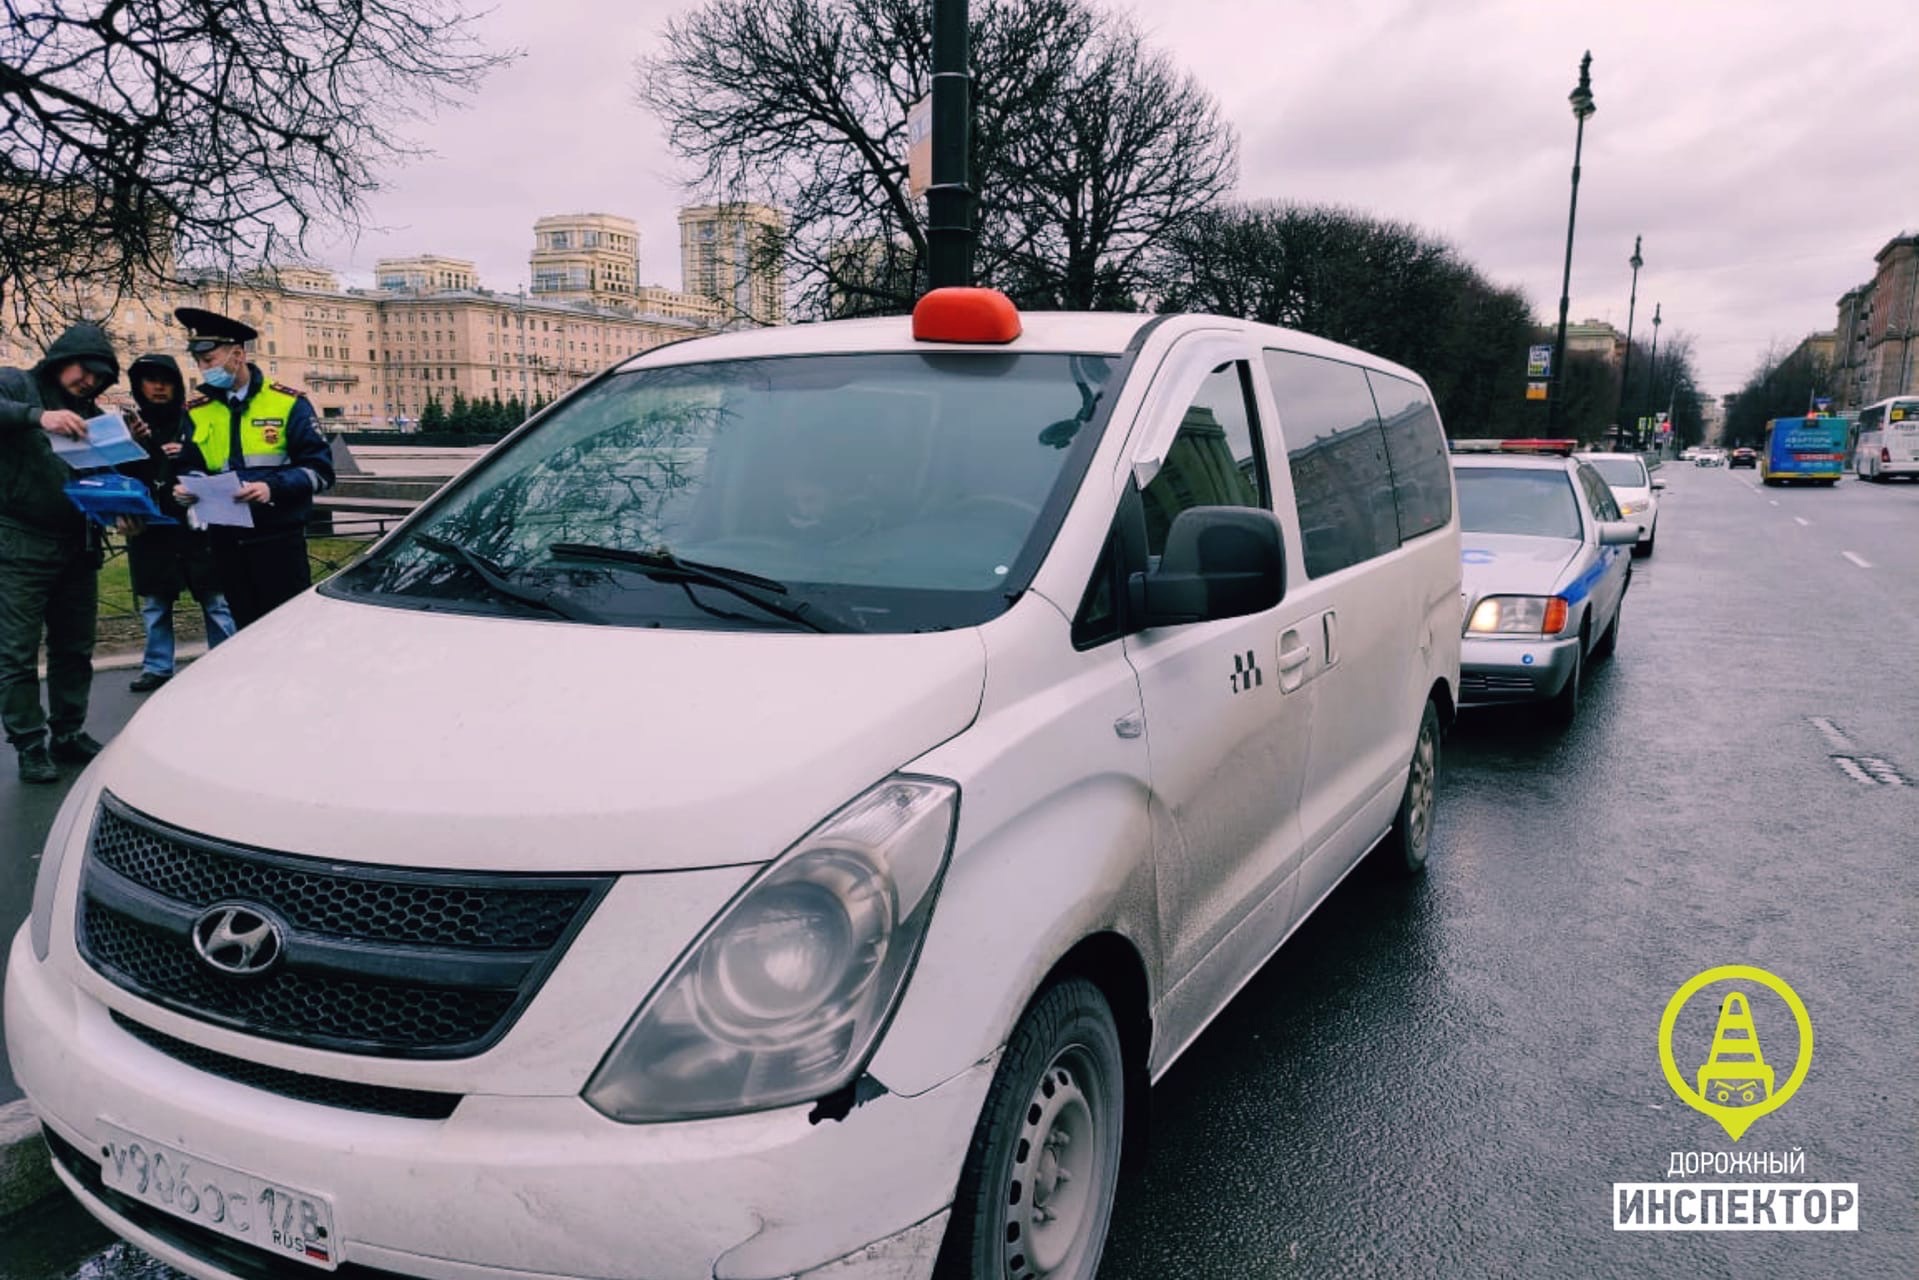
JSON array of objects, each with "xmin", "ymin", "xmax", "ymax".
[{"xmin": 185, "ymin": 364, "xmax": 334, "ymax": 533}]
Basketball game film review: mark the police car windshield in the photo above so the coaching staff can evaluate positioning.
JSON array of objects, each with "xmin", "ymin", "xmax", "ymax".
[
  {"xmin": 331, "ymin": 352, "xmax": 1116, "ymax": 632},
  {"xmin": 1456, "ymin": 467, "xmax": 1583, "ymax": 540}
]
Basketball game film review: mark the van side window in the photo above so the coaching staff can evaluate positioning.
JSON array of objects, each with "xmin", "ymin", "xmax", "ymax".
[
  {"xmin": 1262, "ymin": 350, "xmax": 1399, "ymax": 578},
  {"xmin": 1139, "ymin": 362, "xmax": 1266, "ymax": 557},
  {"xmin": 1367, "ymin": 371, "xmax": 1452, "ymax": 540}
]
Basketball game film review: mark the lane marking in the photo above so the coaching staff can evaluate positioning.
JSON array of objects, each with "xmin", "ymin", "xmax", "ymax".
[
  {"xmin": 1768, "ymin": 499, "xmax": 1779, "ymax": 506},
  {"xmin": 1809, "ymin": 717, "xmax": 1855, "ymax": 751},
  {"xmin": 1842, "ymin": 551, "xmax": 1872, "ymax": 569},
  {"xmin": 1794, "ymin": 516, "xmax": 1810, "ymax": 526},
  {"xmin": 1860, "ymin": 758, "xmax": 1909, "ymax": 788},
  {"xmin": 1833, "ymin": 756, "xmax": 1876, "ymax": 785}
]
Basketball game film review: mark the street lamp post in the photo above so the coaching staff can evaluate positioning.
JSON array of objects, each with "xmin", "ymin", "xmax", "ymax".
[
  {"xmin": 1617, "ymin": 235, "xmax": 1643, "ymax": 448},
  {"xmin": 1643, "ymin": 302, "xmax": 1662, "ymax": 450},
  {"xmin": 926, "ymin": 0, "xmax": 975, "ymax": 289},
  {"xmin": 1548, "ymin": 51, "xmax": 1596, "ymax": 433}
]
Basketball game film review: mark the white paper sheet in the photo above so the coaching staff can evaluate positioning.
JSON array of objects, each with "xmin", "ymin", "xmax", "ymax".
[
  {"xmin": 48, "ymin": 412, "xmax": 149, "ymax": 470},
  {"xmin": 178, "ymin": 471, "xmax": 255, "ymax": 529}
]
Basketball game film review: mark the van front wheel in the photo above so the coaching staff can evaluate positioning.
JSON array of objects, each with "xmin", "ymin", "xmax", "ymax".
[
  {"xmin": 938, "ymin": 979, "xmax": 1125, "ymax": 1280},
  {"xmin": 1380, "ymin": 701, "xmax": 1441, "ymax": 876}
]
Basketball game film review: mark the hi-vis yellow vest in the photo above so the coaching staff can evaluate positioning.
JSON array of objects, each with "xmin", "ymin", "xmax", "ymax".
[{"xmin": 188, "ymin": 383, "xmax": 298, "ymax": 473}]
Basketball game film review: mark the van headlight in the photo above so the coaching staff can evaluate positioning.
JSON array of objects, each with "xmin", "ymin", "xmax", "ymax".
[
  {"xmin": 584, "ymin": 776, "xmax": 958, "ymax": 1122},
  {"xmin": 30, "ymin": 776, "xmax": 96, "ymax": 961}
]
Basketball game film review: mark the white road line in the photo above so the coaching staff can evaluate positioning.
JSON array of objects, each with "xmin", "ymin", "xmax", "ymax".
[
  {"xmin": 1794, "ymin": 516, "xmax": 1810, "ymax": 526},
  {"xmin": 1810, "ymin": 717, "xmax": 1856, "ymax": 751},
  {"xmin": 1861, "ymin": 758, "xmax": 1908, "ymax": 788},
  {"xmin": 1833, "ymin": 756, "xmax": 1876, "ymax": 785},
  {"xmin": 1842, "ymin": 551, "xmax": 1872, "ymax": 569},
  {"xmin": 1768, "ymin": 499, "xmax": 1779, "ymax": 506}
]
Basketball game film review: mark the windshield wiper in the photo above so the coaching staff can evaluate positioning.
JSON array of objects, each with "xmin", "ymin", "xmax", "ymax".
[
  {"xmin": 412, "ymin": 533, "xmax": 604, "ymax": 624},
  {"xmin": 545, "ymin": 542, "xmax": 845, "ymax": 633}
]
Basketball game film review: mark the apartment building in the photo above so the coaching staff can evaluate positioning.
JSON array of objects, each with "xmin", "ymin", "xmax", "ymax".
[
  {"xmin": 1831, "ymin": 233, "xmax": 1919, "ymax": 408},
  {"xmin": 679, "ymin": 203, "xmax": 786, "ymax": 326}
]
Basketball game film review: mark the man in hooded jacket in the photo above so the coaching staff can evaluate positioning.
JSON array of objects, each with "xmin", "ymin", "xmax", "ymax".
[
  {"xmin": 125, "ymin": 352, "xmax": 236, "ymax": 692},
  {"xmin": 0, "ymin": 322, "xmax": 119, "ymax": 782}
]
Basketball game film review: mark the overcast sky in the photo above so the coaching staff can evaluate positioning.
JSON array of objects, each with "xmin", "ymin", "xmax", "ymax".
[{"xmin": 312, "ymin": 0, "xmax": 1919, "ymax": 398}]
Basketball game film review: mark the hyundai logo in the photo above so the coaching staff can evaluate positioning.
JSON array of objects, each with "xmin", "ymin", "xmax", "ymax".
[{"xmin": 190, "ymin": 904, "xmax": 286, "ymax": 976}]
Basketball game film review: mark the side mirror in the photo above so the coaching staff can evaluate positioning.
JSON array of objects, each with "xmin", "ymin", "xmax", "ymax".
[
  {"xmin": 1651, "ymin": 478, "xmax": 1667, "ymax": 490},
  {"xmin": 1598, "ymin": 520, "xmax": 1640, "ymax": 547},
  {"xmin": 1128, "ymin": 507, "xmax": 1285, "ymax": 628}
]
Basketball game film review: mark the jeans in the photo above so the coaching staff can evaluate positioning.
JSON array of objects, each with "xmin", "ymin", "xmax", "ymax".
[
  {"xmin": 0, "ymin": 521, "xmax": 98, "ymax": 747},
  {"xmin": 139, "ymin": 592, "xmax": 237, "ymax": 676}
]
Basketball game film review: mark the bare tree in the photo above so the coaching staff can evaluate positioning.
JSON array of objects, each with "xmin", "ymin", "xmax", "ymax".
[
  {"xmin": 1158, "ymin": 202, "xmax": 1542, "ymax": 437},
  {"xmin": 1, "ymin": 0, "xmax": 509, "ymax": 328},
  {"xmin": 638, "ymin": 0, "xmax": 1236, "ymax": 319}
]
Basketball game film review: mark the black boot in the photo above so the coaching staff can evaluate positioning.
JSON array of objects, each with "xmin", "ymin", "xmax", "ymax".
[
  {"xmin": 17, "ymin": 740, "xmax": 57, "ymax": 784},
  {"xmin": 49, "ymin": 731, "xmax": 104, "ymax": 764}
]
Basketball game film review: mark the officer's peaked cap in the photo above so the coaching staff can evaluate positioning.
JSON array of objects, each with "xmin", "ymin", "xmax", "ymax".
[{"xmin": 174, "ymin": 307, "xmax": 259, "ymax": 353}]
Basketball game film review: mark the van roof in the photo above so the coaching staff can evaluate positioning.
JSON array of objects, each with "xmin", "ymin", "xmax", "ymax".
[{"xmin": 617, "ymin": 310, "xmax": 1431, "ymax": 387}]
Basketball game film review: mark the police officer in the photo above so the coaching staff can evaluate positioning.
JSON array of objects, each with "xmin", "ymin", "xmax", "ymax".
[{"xmin": 170, "ymin": 308, "xmax": 334, "ymax": 628}]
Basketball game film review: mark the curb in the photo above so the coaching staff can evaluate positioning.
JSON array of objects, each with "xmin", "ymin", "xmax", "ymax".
[{"xmin": 0, "ymin": 1096, "xmax": 56, "ymax": 1218}]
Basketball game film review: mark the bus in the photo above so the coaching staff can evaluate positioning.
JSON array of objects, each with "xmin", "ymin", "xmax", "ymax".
[
  {"xmin": 1853, "ymin": 396, "xmax": 1919, "ymax": 481},
  {"xmin": 1760, "ymin": 415, "xmax": 1848, "ymax": 485}
]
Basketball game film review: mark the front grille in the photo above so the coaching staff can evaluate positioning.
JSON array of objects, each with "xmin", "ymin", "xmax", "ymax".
[
  {"xmin": 114, "ymin": 1012, "xmax": 463, "ymax": 1120},
  {"xmin": 76, "ymin": 792, "xmax": 612, "ymax": 1058},
  {"xmin": 1460, "ymin": 672, "xmax": 1537, "ymax": 696}
]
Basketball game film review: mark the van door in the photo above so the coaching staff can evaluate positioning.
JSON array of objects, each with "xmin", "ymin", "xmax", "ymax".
[
  {"xmin": 1118, "ymin": 339, "xmax": 1323, "ymax": 1055},
  {"xmin": 1260, "ymin": 350, "xmax": 1415, "ymax": 914}
]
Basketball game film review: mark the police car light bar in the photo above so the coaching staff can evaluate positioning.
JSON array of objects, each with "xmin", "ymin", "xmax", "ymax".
[{"xmin": 1497, "ymin": 438, "xmax": 1579, "ymax": 456}]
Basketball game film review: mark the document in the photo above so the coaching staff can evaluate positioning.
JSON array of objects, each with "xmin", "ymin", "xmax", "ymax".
[
  {"xmin": 48, "ymin": 412, "xmax": 149, "ymax": 470},
  {"xmin": 178, "ymin": 472, "xmax": 255, "ymax": 530}
]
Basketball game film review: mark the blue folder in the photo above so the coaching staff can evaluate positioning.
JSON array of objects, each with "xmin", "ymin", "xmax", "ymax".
[{"xmin": 63, "ymin": 473, "xmax": 177, "ymax": 527}]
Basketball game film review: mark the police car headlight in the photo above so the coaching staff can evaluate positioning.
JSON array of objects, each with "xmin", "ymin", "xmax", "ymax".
[
  {"xmin": 30, "ymin": 773, "xmax": 96, "ymax": 961},
  {"xmin": 584, "ymin": 776, "xmax": 957, "ymax": 1122},
  {"xmin": 1619, "ymin": 500, "xmax": 1645, "ymax": 515},
  {"xmin": 1467, "ymin": 595, "xmax": 1570, "ymax": 636}
]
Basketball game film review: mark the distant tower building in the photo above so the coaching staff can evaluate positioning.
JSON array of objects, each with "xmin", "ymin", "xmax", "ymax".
[
  {"xmin": 375, "ymin": 255, "xmax": 478, "ymax": 293},
  {"xmin": 679, "ymin": 203, "xmax": 785, "ymax": 326},
  {"xmin": 529, "ymin": 214, "xmax": 641, "ymax": 306}
]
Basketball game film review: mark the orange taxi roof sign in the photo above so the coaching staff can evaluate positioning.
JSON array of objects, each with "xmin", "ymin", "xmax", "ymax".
[{"xmin": 912, "ymin": 288, "xmax": 1022, "ymax": 344}]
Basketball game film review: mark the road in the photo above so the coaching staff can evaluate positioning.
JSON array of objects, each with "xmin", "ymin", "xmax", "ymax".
[{"xmin": 4, "ymin": 465, "xmax": 1915, "ymax": 1279}]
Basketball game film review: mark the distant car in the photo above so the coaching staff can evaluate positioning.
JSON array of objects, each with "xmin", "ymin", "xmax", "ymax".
[
  {"xmin": 1576, "ymin": 450, "xmax": 1664, "ymax": 556},
  {"xmin": 1728, "ymin": 447, "xmax": 1758, "ymax": 469},
  {"xmin": 1681, "ymin": 447, "xmax": 1702, "ymax": 462},
  {"xmin": 1455, "ymin": 443, "xmax": 1638, "ymax": 727},
  {"xmin": 1694, "ymin": 448, "xmax": 1726, "ymax": 467}
]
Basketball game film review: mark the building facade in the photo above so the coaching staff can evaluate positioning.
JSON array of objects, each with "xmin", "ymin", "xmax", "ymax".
[
  {"xmin": 1, "ymin": 264, "xmax": 710, "ymax": 429},
  {"xmin": 377, "ymin": 256, "xmax": 479, "ymax": 293},
  {"xmin": 679, "ymin": 203, "xmax": 786, "ymax": 326},
  {"xmin": 1831, "ymin": 233, "xmax": 1919, "ymax": 408},
  {"xmin": 529, "ymin": 214, "xmax": 642, "ymax": 307},
  {"xmin": 1565, "ymin": 318, "xmax": 1627, "ymax": 365}
]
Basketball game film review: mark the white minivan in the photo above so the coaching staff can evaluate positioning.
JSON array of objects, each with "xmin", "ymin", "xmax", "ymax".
[{"xmin": 8, "ymin": 292, "xmax": 1461, "ymax": 1280}]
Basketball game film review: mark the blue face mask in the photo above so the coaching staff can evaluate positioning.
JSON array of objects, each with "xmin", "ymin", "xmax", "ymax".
[{"xmin": 202, "ymin": 365, "xmax": 236, "ymax": 390}]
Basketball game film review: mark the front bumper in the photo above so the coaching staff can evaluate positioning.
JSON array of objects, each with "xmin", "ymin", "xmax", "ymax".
[
  {"xmin": 6, "ymin": 926, "xmax": 990, "ymax": 1280},
  {"xmin": 1459, "ymin": 633, "xmax": 1581, "ymax": 704}
]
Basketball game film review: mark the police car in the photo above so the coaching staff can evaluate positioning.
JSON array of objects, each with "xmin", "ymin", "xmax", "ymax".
[
  {"xmin": 1454, "ymin": 440, "xmax": 1637, "ymax": 726},
  {"xmin": 12, "ymin": 290, "xmax": 1462, "ymax": 1280}
]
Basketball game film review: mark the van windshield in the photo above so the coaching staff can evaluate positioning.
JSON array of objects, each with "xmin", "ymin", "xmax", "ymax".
[
  {"xmin": 1585, "ymin": 457, "xmax": 1648, "ymax": 489},
  {"xmin": 329, "ymin": 352, "xmax": 1116, "ymax": 632}
]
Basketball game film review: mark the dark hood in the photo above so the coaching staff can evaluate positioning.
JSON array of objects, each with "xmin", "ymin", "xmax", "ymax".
[
  {"xmin": 128, "ymin": 351, "xmax": 187, "ymax": 411},
  {"xmin": 32, "ymin": 322, "xmax": 120, "ymax": 389}
]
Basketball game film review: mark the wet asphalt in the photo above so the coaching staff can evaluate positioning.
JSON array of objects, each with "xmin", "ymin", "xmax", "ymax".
[{"xmin": 3, "ymin": 463, "xmax": 1915, "ymax": 1279}]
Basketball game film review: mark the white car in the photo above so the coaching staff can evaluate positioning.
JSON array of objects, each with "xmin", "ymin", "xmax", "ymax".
[
  {"xmin": 1576, "ymin": 451, "xmax": 1664, "ymax": 555},
  {"xmin": 11, "ymin": 293, "xmax": 1461, "ymax": 1280}
]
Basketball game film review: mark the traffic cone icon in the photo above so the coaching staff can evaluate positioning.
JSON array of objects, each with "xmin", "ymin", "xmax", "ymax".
[{"xmin": 1696, "ymin": 992, "xmax": 1776, "ymax": 1106}]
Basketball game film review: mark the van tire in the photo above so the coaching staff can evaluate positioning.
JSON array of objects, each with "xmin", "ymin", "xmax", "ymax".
[
  {"xmin": 1380, "ymin": 701, "xmax": 1441, "ymax": 876},
  {"xmin": 937, "ymin": 978, "xmax": 1125, "ymax": 1280}
]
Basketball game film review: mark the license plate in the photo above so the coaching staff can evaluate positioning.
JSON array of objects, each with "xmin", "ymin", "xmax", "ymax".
[{"xmin": 97, "ymin": 1122, "xmax": 339, "ymax": 1270}]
